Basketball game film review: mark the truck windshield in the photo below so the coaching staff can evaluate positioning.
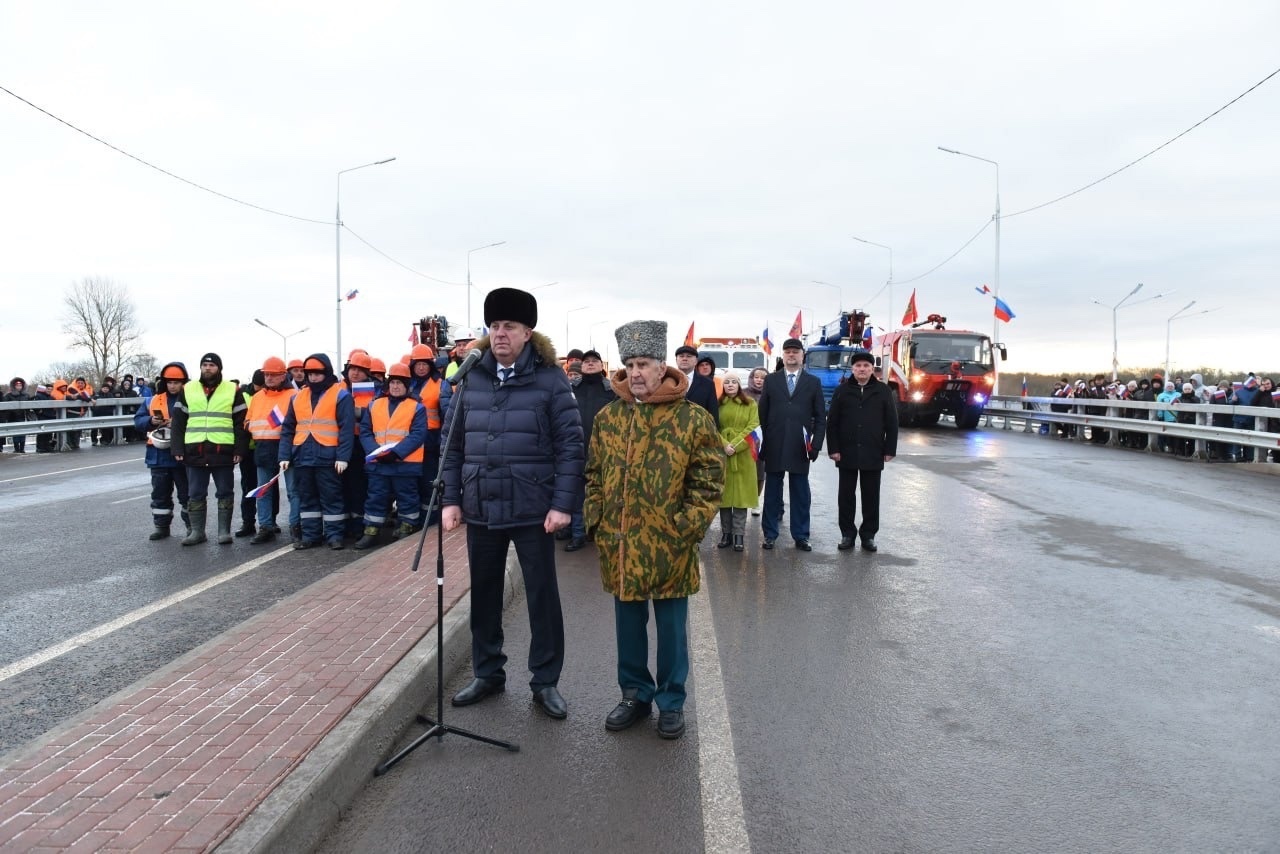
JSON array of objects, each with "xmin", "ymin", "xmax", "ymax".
[
  {"xmin": 699, "ymin": 350, "xmax": 730, "ymax": 370},
  {"xmin": 805, "ymin": 350, "xmax": 849, "ymax": 370},
  {"xmin": 732, "ymin": 351, "xmax": 765, "ymax": 370},
  {"xmin": 909, "ymin": 335, "xmax": 992, "ymax": 367}
]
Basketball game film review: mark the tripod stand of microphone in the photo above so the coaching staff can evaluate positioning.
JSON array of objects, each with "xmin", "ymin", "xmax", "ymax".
[{"xmin": 375, "ymin": 351, "xmax": 518, "ymax": 776}]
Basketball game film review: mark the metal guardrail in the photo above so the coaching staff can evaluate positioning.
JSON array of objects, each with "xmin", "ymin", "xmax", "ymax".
[
  {"xmin": 983, "ymin": 395, "xmax": 1280, "ymax": 461},
  {"xmin": 0, "ymin": 399, "xmax": 141, "ymax": 451}
]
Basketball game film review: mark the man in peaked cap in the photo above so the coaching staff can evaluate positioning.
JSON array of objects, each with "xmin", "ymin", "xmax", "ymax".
[
  {"xmin": 757, "ymin": 337, "xmax": 826, "ymax": 552},
  {"xmin": 441, "ymin": 287, "xmax": 585, "ymax": 720},
  {"xmin": 584, "ymin": 320, "xmax": 722, "ymax": 739},
  {"xmin": 673, "ymin": 343, "xmax": 719, "ymax": 427}
]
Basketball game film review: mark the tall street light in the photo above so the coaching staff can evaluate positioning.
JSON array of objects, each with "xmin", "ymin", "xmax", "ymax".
[
  {"xmin": 811, "ymin": 280, "xmax": 844, "ymax": 314},
  {"xmin": 336, "ymin": 157, "xmax": 396, "ymax": 363},
  {"xmin": 1165, "ymin": 301, "xmax": 1219, "ymax": 381},
  {"xmin": 565, "ymin": 304, "xmax": 592, "ymax": 352},
  {"xmin": 849, "ymin": 235, "xmax": 893, "ymax": 324},
  {"xmin": 937, "ymin": 147, "xmax": 1000, "ymax": 344},
  {"xmin": 1091, "ymin": 283, "xmax": 1175, "ymax": 381},
  {"xmin": 254, "ymin": 319, "xmax": 310, "ymax": 363},
  {"xmin": 466, "ymin": 241, "xmax": 507, "ymax": 329}
]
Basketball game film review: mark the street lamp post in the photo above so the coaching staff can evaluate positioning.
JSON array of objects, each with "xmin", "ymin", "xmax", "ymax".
[
  {"xmin": 1091, "ymin": 283, "xmax": 1175, "ymax": 381},
  {"xmin": 849, "ymin": 236, "xmax": 893, "ymax": 325},
  {"xmin": 565, "ymin": 305, "xmax": 591, "ymax": 352},
  {"xmin": 254, "ymin": 319, "xmax": 310, "ymax": 363},
  {"xmin": 938, "ymin": 147, "xmax": 1000, "ymax": 346},
  {"xmin": 336, "ymin": 157, "xmax": 396, "ymax": 363},
  {"xmin": 1165, "ymin": 301, "xmax": 1219, "ymax": 381},
  {"xmin": 466, "ymin": 241, "xmax": 507, "ymax": 329}
]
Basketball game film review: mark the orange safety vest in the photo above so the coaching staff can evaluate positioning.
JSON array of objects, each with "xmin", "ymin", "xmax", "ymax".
[
  {"xmin": 291, "ymin": 384, "xmax": 342, "ymax": 447},
  {"xmin": 419, "ymin": 378, "xmax": 443, "ymax": 430},
  {"xmin": 369, "ymin": 397, "xmax": 424, "ymax": 463},
  {"xmin": 247, "ymin": 387, "xmax": 298, "ymax": 441}
]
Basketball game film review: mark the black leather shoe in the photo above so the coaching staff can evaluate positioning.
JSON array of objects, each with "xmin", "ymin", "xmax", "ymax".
[
  {"xmin": 657, "ymin": 710, "xmax": 685, "ymax": 739},
  {"xmin": 861, "ymin": 538, "xmax": 878, "ymax": 552},
  {"xmin": 716, "ymin": 532, "xmax": 731, "ymax": 548},
  {"xmin": 838, "ymin": 536, "xmax": 855, "ymax": 551},
  {"xmin": 532, "ymin": 686, "xmax": 567, "ymax": 719},
  {"xmin": 564, "ymin": 538, "xmax": 587, "ymax": 552},
  {"xmin": 795, "ymin": 539, "xmax": 812, "ymax": 552},
  {"xmin": 605, "ymin": 696, "xmax": 652, "ymax": 731},
  {"xmin": 452, "ymin": 678, "xmax": 505, "ymax": 707},
  {"xmin": 234, "ymin": 523, "xmax": 256, "ymax": 538},
  {"xmin": 555, "ymin": 529, "xmax": 572, "ymax": 541},
  {"xmin": 762, "ymin": 538, "xmax": 775, "ymax": 550}
]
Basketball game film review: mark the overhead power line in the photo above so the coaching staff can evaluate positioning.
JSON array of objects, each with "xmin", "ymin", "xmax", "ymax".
[
  {"xmin": 894, "ymin": 219, "xmax": 992, "ymax": 286},
  {"xmin": 341, "ymin": 225, "xmax": 465, "ymax": 286},
  {"xmin": 1, "ymin": 83, "xmax": 332, "ymax": 225}
]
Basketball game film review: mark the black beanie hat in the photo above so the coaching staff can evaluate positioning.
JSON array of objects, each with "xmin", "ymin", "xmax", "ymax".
[{"xmin": 200, "ymin": 352, "xmax": 223, "ymax": 370}]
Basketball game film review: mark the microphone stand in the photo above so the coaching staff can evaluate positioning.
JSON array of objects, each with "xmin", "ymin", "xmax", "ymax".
[{"xmin": 375, "ymin": 368, "xmax": 518, "ymax": 776}]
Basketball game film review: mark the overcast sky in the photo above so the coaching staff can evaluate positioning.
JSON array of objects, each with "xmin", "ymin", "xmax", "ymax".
[{"xmin": 3, "ymin": 1, "xmax": 1276, "ymax": 384}]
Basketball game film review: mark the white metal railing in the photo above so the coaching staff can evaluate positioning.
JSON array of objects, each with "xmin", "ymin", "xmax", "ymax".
[
  {"xmin": 982, "ymin": 395, "xmax": 1280, "ymax": 461},
  {"xmin": 0, "ymin": 399, "xmax": 140, "ymax": 451}
]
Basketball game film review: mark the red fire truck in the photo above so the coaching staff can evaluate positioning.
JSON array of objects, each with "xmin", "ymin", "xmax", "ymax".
[{"xmin": 875, "ymin": 313, "xmax": 1006, "ymax": 429}]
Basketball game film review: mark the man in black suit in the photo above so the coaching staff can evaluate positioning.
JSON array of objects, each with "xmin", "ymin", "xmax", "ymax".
[
  {"xmin": 825, "ymin": 350, "xmax": 897, "ymax": 552},
  {"xmin": 758, "ymin": 338, "xmax": 826, "ymax": 551},
  {"xmin": 674, "ymin": 345, "xmax": 720, "ymax": 427}
]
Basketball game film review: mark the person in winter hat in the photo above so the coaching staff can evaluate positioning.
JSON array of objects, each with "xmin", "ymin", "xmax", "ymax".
[{"xmin": 278, "ymin": 353, "xmax": 355, "ymax": 549}]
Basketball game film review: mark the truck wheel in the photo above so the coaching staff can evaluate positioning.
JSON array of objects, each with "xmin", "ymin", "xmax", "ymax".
[
  {"xmin": 956, "ymin": 407, "xmax": 982, "ymax": 430},
  {"xmin": 917, "ymin": 412, "xmax": 940, "ymax": 427}
]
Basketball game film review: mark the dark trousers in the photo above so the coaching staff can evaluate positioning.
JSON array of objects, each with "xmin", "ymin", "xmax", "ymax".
[
  {"xmin": 341, "ymin": 446, "xmax": 367, "ymax": 535},
  {"xmin": 417, "ymin": 440, "xmax": 442, "ymax": 527},
  {"xmin": 837, "ymin": 468, "xmax": 882, "ymax": 541},
  {"xmin": 466, "ymin": 522, "xmax": 564, "ymax": 690},
  {"xmin": 762, "ymin": 470, "xmax": 811, "ymax": 541},
  {"xmin": 149, "ymin": 466, "xmax": 190, "ymax": 528},
  {"xmin": 364, "ymin": 473, "xmax": 420, "ymax": 527},
  {"xmin": 294, "ymin": 465, "xmax": 344, "ymax": 544},
  {"xmin": 187, "ymin": 465, "xmax": 235, "ymax": 502},
  {"xmin": 238, "ymin": 455, "xmax": 258, "ymax": 526},
  {"xmin": 614, "ymin": 596, "xmax": 690, "ymax": 712}
]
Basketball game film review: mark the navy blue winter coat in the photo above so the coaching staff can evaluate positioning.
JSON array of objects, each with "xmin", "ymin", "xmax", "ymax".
[
  {"xmin": 278, "ymin": 355, "xmax": 355, "ymax": 467},
  {"xmin": 441, "ymin": 332, "xmax": 585, "ymax": 528}
]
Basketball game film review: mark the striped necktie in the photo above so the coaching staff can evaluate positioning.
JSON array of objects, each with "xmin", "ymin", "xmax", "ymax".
[{"xmin": 787, "ymin": 373, "xmax": 796, "ymax": 395}]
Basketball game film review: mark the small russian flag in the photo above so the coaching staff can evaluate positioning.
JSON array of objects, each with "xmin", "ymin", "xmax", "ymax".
[
  {"xmin": 248, "ymin": 472, "xmax": 280, "ymax": 499},
  {"xmin": 802, "ymin": 426, "xmax": 813, "ymax": 455},
  {"xmin": 1021, "ymin": 377, "xmax": 1028, "ymax": 397},
  {"xmin": 745, "ymin": 426, "xmax": 764, "ymax": 461},
  {"xmin": 345, "ymin": 289, "xmax": 359, "ymax": 301},
  {"xmin": 268, "ymin": 405, "xmax": 285, "ymax": 428},
  {"xmin": 993, "ymin": 297, "xmax": 1015, "ymax": 323}
]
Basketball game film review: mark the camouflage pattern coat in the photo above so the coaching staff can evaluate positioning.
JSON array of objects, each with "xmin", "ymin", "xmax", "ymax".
[{"xmin": 584, "ymin": 366, "xmax": 724, "ymax": 601}]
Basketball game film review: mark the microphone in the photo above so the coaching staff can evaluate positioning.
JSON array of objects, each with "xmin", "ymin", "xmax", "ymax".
[{"xmin": 447, "ymin": 348, "xmax": 484, "ymax": 386}]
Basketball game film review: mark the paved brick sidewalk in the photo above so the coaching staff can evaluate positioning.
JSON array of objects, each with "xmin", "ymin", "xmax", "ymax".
[{"xmin": 0, "ymin": 529, "xmax": 471, "ymax": 853}]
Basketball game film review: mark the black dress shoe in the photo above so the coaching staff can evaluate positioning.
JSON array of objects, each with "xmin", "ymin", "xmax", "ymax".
[
  {"xmin": 657, "ymin": 710, "xmax": 685, "ymax": 739},
  {"xmin": 838, "ymin": 536, "xmax": 855, "ymax": 551},
  {"xmin": 452, "ymin": 678, "xmax": 505, "ymax": 707},
  {"xmin": 532, "ymin": 686, "xmax": 567, "ymax": 719},
  {"xmin": 795, "ymin": 539, "xmax": 812, "ymax": 552},
  {"xmin": 564, "ymin": 538, "xmax": 587, "ymax": 552},
  {"xmin": 762, "ymin": 538, "xmax": 775, "ymax": 550},
  {"xmin": 861, "ymin": 538, "xmax": 878, "ymax": 552},
  {"xmin": 605, "ymin": 696, "xmax": 652, "ymax": 731}
]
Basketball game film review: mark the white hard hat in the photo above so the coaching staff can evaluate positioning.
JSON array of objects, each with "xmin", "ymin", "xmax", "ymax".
[{"xmin": 148, "ymin": 427, "xmax": 171, "ymax": 449}]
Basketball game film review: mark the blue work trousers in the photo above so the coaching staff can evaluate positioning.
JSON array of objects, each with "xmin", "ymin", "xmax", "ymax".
[
  {"xmin": 293, "ymin": 464, "xmax": 344, "ymax": 544},
  {"xmin": 364, "ymin": 472, "xmax": 420, "ymax": 527},
  {"xmin": 149, "ymin": 466, "xmax": 189, "ymax": 528},
  {"xmin": 255, "ymin": 462, "xmax": 298, "ymax": 531}
]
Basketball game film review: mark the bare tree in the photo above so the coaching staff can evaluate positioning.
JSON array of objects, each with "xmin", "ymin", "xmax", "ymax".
[
  {"xmin": 127, "ymin": 352, "xmax": 161, "ymax": 383},
  {"xmin": 61, "ymin": 278, "xmax": 145, "ymax": 382}
]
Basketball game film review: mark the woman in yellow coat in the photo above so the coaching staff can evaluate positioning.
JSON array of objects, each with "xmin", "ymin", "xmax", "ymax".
[{"xmin": 715, "ymin": 372, "xmax": 760, "ymax": 552}]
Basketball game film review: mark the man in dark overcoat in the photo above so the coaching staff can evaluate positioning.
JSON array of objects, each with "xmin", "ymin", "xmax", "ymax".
[
  {"xmin": 757, "ymin": 338, "xmax": 826, "ymax": 551},
  {"xmin": 825, "ymin": 350, "xmax": 898, "ymax": 552}
]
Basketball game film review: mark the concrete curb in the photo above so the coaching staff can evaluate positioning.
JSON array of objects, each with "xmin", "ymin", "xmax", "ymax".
[{"xmin": 216, "ymin": 552, "xmax": 524, "ymax": 854}]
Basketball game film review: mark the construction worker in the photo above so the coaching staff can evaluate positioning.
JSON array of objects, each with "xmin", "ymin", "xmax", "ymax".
[
  {"xmin": 407, "ymin": 342, "xmax": 452, "ymax": 527},
  {"xmin": 343, "ymin": 349, "xmax": 378, "ymax": 538},
  {"xmin": 287, "ymin": 358, "xmax": 306, "ymax": 389},
  {"xmin": 355, "ymin": 362, "xmax": 425, "ymax": 549},
  {"xmin": 368, "ymin": 357, "xmax": 387, "ymax": 387},
  {"xmin": 245, "ymin": 357, "xmax": 299, "ymax": 544},
  {"xmin": 171, "ymin": 353, "xmax": 250, "ymax": 546},
  {"xmin": 279, "ymin": 353, "xmax": 355, "ymax": 550},
  {"xmin": 133, "ymin": 362, "xmax": 191, "ymax": 540}
]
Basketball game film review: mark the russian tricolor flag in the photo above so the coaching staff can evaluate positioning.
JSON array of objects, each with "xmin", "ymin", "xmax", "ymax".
[
  {"xmin": 760, "ymin": 326, "xmax": 773, "ymax": 358},
  {"xmin": 248, "ymin": 472, "xmax": 281, "ymax": 499},
  {"xmin": 268, "ymin": 405, "xmax": 285, "ymax": 428},
  {"xmin": 345, "ymin": 289, "xmax": 359, "ymax": 301},
  {"xmin": 745, "ymin": 426, "xmax": 764, "ymax": 461},
  {"xmin": 993, "ymin": 297, "xmax": 1015, "ymax": 323},
  {"xmin": 802, "ymin": 426, "xmax": 813, "ymax": 455}
]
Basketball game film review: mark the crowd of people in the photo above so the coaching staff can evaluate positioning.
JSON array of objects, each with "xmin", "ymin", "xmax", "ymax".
[
  {"xmin": 1044, "ymin": 372, "xmax": 1278, "ymax": 461},
  {"xmin": 1, "ymin": 373, "xmax": 156, "ymax": 453}
]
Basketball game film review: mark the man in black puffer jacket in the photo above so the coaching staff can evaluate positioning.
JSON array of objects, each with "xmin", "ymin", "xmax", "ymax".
[{"xmin": 441, "ymin": 287, "xmax": 585, "ymax": 720}]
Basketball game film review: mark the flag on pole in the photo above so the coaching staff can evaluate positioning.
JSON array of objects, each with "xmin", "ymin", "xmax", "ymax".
[
  {"xmin": 345, "ymin": 289, "xmax": 359, "ymax": 301},
  {"xmin": 408, "ymin": 325, "xmax": 418, "ymax": 345},
  {"xmin": 862, "ymin": 325, "xmax": 874, "ymax": 349},
  {"xmin": 993, "ymin": 297, "xmax": 1015, "ymax": 323},
  {"xmin": 760, "ymin": 325, "xmax": 773, "ymax": 357},
  {"xmin": 1021, "ymin": 377, "xmax": 1028, "ymax": 397},
  {"xmin": 745, "ymin": 426, "xmax": 764, "ymax": 461},
  {"xmin": 789, "ymin": 311, "xmax": 803, "ymax": 339},
  {"xmin": 902, "ymin": 289, "xmax": 919, "ymax": 326},
  {"xmin": 974, "ymin": 284, "xmax": 992, "ymax": 295},
  {"xmin": 683, "ymin": 322, "xmax": 697, "ymax": 349},
  {"xmin": 801, "ymin": 426, "xmax": 813, "ymax": 455},
  {"xmin": 248, "ymin": 472, "xmax": 281, "ymax": 500}
]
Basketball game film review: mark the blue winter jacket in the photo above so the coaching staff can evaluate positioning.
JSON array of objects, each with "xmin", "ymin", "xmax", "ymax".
[
  {"xmin": 441, "ymin": 332, "xmax": 585, "ymax": 528},
  {"xmin": 360, "ymin": 395, "xmax": 426, "ymax": 477},
  {"xmin": 278, "ymin": 355, "xmax": 355, "ymax": 467},
  {"xmin": 134, "ymin": 395, "xmax": 181, "ymax": 469}
]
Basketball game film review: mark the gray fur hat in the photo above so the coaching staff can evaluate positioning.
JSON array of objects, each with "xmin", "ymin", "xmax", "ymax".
[{"xmin": 615, "ymin": 320, "xmax": 667, "ymax": 362}]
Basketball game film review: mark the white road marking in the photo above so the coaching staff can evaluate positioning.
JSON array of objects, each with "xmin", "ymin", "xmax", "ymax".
[
  {"xmin": 0, "ymin": 457, "xmax": 140, "ymax": 484},
  {"xmin": 691, "ymin": 568, "xmax": 751, "ymax": 853},
  {"xmin": 0, "ymin": 545, "xmax": 294, "ymax": 684},
  {"xmin": 1256, "ymin": 626, "xmax": 1280, "ymax": 644},
  {"xmin": 109, "ymin": 493, "xmax": 151, "ymax": 504}
]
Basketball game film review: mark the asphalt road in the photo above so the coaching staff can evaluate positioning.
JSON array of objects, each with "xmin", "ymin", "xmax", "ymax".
[
  {"xmin": 319, "ymin": 428, "xmax": 1280, "ymax": 853},
  {"xmin": 0, "ymin": 443, "xmax": 362, "ymax": 756}
]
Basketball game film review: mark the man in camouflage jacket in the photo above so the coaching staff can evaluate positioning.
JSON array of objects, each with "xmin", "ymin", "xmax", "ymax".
[{"xmin": 584, "ymin": 319, "xmax": 723, "ymax": 740}]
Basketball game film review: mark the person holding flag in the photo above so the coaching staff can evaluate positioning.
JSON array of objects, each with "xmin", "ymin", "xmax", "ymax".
[
  {"xmin": 354, "ymin": 362, "xmax": 426, "ymax": 549},
  {"xmin": 825, "ymin": 350, "xmax": 898, "ymax": 552},
  {"xmin": 245, "ymin": 357, "xmax": 299, "ymax": 544},
  {"xmin": 714, "ymin": 371, "xmax": 760, "ymax": 553}
]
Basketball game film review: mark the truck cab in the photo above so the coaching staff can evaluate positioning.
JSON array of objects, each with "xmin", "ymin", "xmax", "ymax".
[{"xmin": 877, "ymin": 315, "xmax": 1006, "ymax": 428}]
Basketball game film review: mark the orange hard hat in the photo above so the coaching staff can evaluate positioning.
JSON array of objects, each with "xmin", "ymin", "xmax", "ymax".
[
  {"xmin": 387, "ymin": 362, "xmax": 412, "ymax": 380},
  {"xmin": 160, "ymin": 363, "xmax": 189, "ymax": 381},
  {"xmin": 410, "ymin": 343, "xmax": 435, "ymax": 361},
  {"xmin": 287, "ymin": 358, "xmax": 304, "ymax": 370},
  {"xmin": 303, "ymin": 356, "xmax": 328, "ymax": 373},
  {"xmin": 348, "ymin": 348, "xmax": 369, "ymax": 359},
  {"xmin": 369, "ymin": 357, "xmax": 386, "ymax": 375},
  {"xmin": 347, "ymin": 351, "xmax": 373, "ymax": 370},
  {"xmin": 262, "ymin": 356, "xmax": 288, "ymax": 374}
]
